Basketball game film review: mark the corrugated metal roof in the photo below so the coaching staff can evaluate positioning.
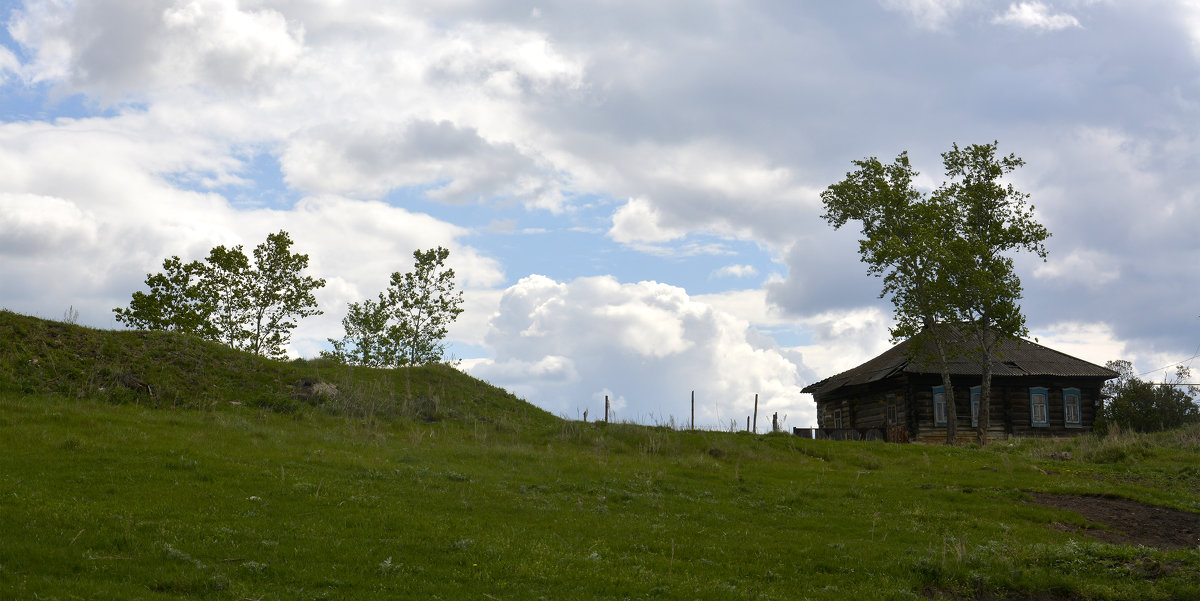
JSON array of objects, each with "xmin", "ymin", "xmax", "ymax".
[{"xmin": 801, "ymin": 327, "xmax": 1118, "ymax": 397}]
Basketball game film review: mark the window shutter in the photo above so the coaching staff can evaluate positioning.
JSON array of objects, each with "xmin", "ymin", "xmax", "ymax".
[
  {"xmin": 970, "ymin": 386, "xmax": 981, "ymax": 428},
  {"xmin": 1030, "ymin": 388, "xmax": 1049, "ymax": 427},
  {"xmin": 933, "ymin": 386, "xmax": 947, "ymax": 427},
  {"xmin": 1064, "ymin": 388, "xmax": 1082, "ymax": 427}
]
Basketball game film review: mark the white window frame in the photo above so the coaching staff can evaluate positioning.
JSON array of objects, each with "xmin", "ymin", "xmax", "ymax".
[
  {"xmin": 833, "ymin": 408, "xmax": 844, "ymax": 429},
  {"xmin": 1030, "ymin": 387, "xmax": 1049, "ymax": 427},
  {"xmin": 1063, "ymin": 388, "xmax": 1082, "ymax": 428},
  {"xmin": 933, "ymin": 386, "xmax": 947, "ymax": 427},
  {"xmin": 970, "ymin": 386, "xmax": 981, "ymax": 428},
  {"xmin": 886, "ymin": 394, "xmax": 898, "ymax": 426}
]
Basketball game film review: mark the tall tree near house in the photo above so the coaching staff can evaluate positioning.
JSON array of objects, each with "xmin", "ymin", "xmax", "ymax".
[
  {"xmin": 821, "ymin": 152, "xmax": 964, "ymax": 443},
  {"xmin": 326, "ymin": 246, "xmax": 464, "ymax": 367},
  {"xmin": 937, "ymin": 142, "xmax": 1049, "ymax": 446},
  {"xmin": 821, "ymin": 142, "xmax": 1049, "ymax": 446}
]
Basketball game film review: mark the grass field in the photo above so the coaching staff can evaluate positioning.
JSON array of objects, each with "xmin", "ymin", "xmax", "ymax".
[{"xmin": 2, "ymin": 310, "xmax": 1198, "ymax": 600}]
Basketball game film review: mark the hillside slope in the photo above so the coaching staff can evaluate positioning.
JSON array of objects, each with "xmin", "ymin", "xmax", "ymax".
[
  {"xmin": 0, "ymin": 310, "xmax": 555, "ymax": 426},
  {"xmin": 2, "ymin": 310, "xmax": 1200, "ymax": 599}
]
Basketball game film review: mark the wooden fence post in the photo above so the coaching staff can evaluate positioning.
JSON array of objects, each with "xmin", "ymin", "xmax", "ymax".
[
  {"xmin": 746, "ymin": 416, "xmax": 750, "ymax": 432},
  {"xmin": 752, "ymin": 394, "xmax": 759, "ymax": 434},
  {"xmin": 690, "ymin": 390, "xmax": 695, "ymax": 431},
  {"xmin": 605, "ymin": 395, "xmax": 610, "ymax": 424}
]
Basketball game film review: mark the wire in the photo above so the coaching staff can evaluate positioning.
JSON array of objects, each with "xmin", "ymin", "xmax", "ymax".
[{"xmin": 1137, "ymin": 351, "xmax": 1200, "ymax": 378}]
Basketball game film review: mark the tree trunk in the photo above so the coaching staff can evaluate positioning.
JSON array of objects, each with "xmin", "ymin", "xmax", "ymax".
[
  {"xmin": 976, "ymin": 321, "xmax": 994, "ymax": 447},
  {"xmin": 978, "ymin": 354, "xmax": 992, "ymax": 447},
  {"xmin": 932, "ymin": 335, "xmax": 957, "ymax": 445},
  {"xmin": 942, "ymin": 366, "xmax": 957, "ymax": 445}
]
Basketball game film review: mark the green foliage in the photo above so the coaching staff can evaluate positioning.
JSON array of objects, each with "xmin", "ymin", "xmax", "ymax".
[
  {"xmin": 327, "ymin": 246, "xmax": 464, "ymax": 366},
  {"xmin": 326, "ymin": 293, "xmax": 394, "ymax": 367},
  {"xmin": 935, "ymin": 141, "xmax": 1049, "ymax": 344},
  {"xmin": 112, "ymin": 255, "xmax": 215, "ymax": 337},
  {"xmin": 1098, "ymin": 360, "xmax": 1200, "ymax": 434},
  {"xmin": 114, "ymin": 231, "xmax": 325, "ymax": 358}
]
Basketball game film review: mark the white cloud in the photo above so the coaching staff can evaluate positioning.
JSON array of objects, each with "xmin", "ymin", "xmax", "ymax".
[
  {"xmin": 281, "ymin": 119, "xmax": 565, "ymax": 205},
  {"xmin": 600, "ymin": 140, "xmax": 820, "ymax": 255},
  {"xmin": 0, "ymin": 46, "xmax": 18, "ymax": 82},
  {"xmin": 693, "ymin": 289, "xmax": 791, "ymax": 329},
  {"xmin": 465, "ymin": 275, "xmax": 814, "ymax": 428},
  {"xmin": 993, "ymin": 2, "xmax": 1082, "ymax": 31},
  {"xmin": 879, "ymin": 0, "xmax": 967, "ymax": 30},
  {"xmin": 790, "ymin": 306, "xmax": 896, "ymax": 381},
  {"xmin": 0, "ymin": 193, "xmax": 100, "ymax": 256},
  {"xmin": 711, "ymin": 264, "xmax": 758, "ymax": 279},
  {"xmin": 609, "ymin": 197, "xmax": 687, "ymax": 244},
  {"xmin": 1028, "ymin": 321, "xmax": 1126, "ymax": 368},
  {"xmin": 9, "ymin": 0, "xmax": 305, "ymax": 100},
  {"xmin": 1032, "ymin": 248, "xmax": 1117, "ymax": 288}
]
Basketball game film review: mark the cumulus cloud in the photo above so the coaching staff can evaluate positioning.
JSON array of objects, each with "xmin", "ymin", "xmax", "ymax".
[
  {"xmin": 600, "ymin": 140, "xmax": 818, "ymax": 249},
  {"xmin": 711, "ymin": 264, "xmax": 758, "ymax": 279},
  {"xmin": 609, "ymin": 197, "xmax": 686, "ymax": 245},
  {"xmin": 281, "ymin": 119, "xmax": 565, "ymax": 205},
  {"xmin": 10, "ymin": 0, "xmax": 304, "ymax": 100},
  {"xmin": 993, "ymin": 2, "xmax": 1082, "ymax": 31},
  {"xmin": 465, "ymin": 275, "xmax": 813, "ymax": 428}
]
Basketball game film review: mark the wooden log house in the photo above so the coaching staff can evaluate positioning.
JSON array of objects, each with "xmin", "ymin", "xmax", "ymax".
[{"xmin": 802, "ymin": 330, "xmax": 1118, "ymax": 443}]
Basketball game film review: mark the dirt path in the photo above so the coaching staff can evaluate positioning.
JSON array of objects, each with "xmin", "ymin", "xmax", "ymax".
[{"xmin": 1027, "ymin": 492, "xmax": 1200, "ymax": 549}]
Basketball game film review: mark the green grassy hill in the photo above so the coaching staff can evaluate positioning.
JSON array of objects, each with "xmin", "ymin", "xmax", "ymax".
[
  {"xmin": 1, "ymin": 311, "xmax": 1199, "ymax": 600},
  {"xmin": 0, "ymin": 309, "xmax": 554, "ymax": 426}
]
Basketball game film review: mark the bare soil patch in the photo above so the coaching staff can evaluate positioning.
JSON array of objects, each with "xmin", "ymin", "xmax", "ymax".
[{"xmin": 1026, "ymin": 492, "xmax": 1200, "ymax": 549}]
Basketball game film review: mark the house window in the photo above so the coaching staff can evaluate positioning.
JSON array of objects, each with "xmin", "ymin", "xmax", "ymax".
[
  {"xmin": 970, "ymin": 386, "xmax": 981, "ymax": 428},
  {"xmin": 1030, "ymin": 387, "xmax": 1049, "ymax": 427},
  {"xmin": 833, "ymin": 408, "xmax": 844, "ymax": 429},
  {"xmin": 933, "ymin": 386, "xmax": 947, "ymax": 427},
  {"xmin": 886, "ymin": 394, "xmax": 898, "ymax": 426},
  {"xmin": 1064, "ymin": 388, "xmax": 1082, "ymax": 427}
]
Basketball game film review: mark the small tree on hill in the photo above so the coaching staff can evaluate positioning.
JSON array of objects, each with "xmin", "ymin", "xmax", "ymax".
[
  {"xmin": 326, "ymin": 293, "xmax": 395, "ymax": 368},
  {"xmin": 114, "ymin": 256, "xmax": 216, "ymax": 337},
  {"xmin": 326, "ymin": 246, "xmax": 464, "ymax": 367},
  {"xmin": 114, "ymin": 231, "xmax": 325, "ymax": 359}
]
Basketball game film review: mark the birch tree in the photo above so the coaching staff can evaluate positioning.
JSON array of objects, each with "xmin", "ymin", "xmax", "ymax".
[
  {"xmin": 821, "ymin": 142, "xmax": 1049, "ymax": 446},
  {"xmin": 821, "ymin": 152, "xmax": 964, "ymax": 443},
  {"xmin": 937, "ymin": 142, "xmax": 1049, "ymax": 445},
  {"xmin": 327, "ymin": 246, "xmax": 464, "ymax": 366},
  {"xmin": 115, "ymin": 231, "xmax": 325, "ymax": 359}
]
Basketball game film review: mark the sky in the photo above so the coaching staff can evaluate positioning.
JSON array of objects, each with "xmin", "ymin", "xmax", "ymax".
[{"xmin": 3, "ymin": 0, "xmax": 1200, "ymax": 429}]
